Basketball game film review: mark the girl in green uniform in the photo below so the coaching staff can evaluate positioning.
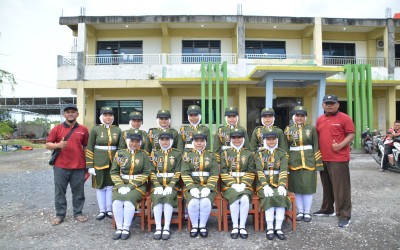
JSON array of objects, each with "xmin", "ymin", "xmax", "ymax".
[
  {"xmin": 256, "ymin": 130, "xmax": 291, "ymax": 241},
  {"xmin": 285, "ymin": 106, "xmax": 323, "ymax": 222},
  {"xmin": 110, "ymin": 132, "xmax": 152, "ymax": 240},
  {"xmin": 86, "ymin": 107, "xmax": 125, "ymax": 220},
  {"xmin": 220, "ymin": 128, "xmax": 255, "ymax": 239},
  {"xmin": 149, "ymin": 132, "xmax": 182, "ymax": 240},
  {"xmin": 181, "ymin": 131, "xmax": 219, "ymax": 238}
]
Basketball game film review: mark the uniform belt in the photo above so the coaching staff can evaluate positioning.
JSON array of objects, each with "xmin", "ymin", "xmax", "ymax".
[
  {"xmin": 290, "ymin": 145, "xmax": 313, "ymax": 151},
  {"xmin": 185, "ymin": 144, "xmax": 194, "ymax": 149},
  {"xmin": 230, "ymin": 172, "xmax": 245, "ymax": 177},
  {"xmin": 95, "ymin": 145, "xmax": 117, "ymax": 150},
  {"xmin": 121, "ymin": 174, "xmax": 139, "ymax": 180},
  {"xmin": 156, "ymin": 173, "xmax": 174, "ymax": 178},
  {"xmin": 191, "ymin": 171, "xmax": 210, "ymax": 177},
  {"xmin": 263, "ymin": 170, "xmax": 280, "ymax": 175},
  {"xmin": 221, "ymin": 146, "xmax": 231, "ymax": 150}
]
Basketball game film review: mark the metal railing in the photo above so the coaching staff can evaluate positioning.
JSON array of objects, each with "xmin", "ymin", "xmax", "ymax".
[
  {"xmin": 86, "ymin": 54, "xmax": 161, "ymax": 65},
  {"xmin": 323, "ymin": 56, "xmax": 385, "ymax": 67},
  {"xmin": 168, "ymin": 53, "xmax": 236, "ymax": 64},
  {"xmin": 245, "ymin": 54, "xmax": 315, "ymax": 60},
  {"xmin": 396, "ymin": 58, "xmax": 400, "ymax": 67},
  {"xmin": 61, "ymin": 56, "xmax": 77, "ymax": 66}
]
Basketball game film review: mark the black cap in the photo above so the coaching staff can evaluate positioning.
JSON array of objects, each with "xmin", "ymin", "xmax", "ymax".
[
  {"xmin": 129, "ymin": 111, "xmax": 143, "ymax": 120},
  {"xmin": 323, "ymin": 95, "xmax": 338, "ymax": 103},
  {"xmin": 100, "ymin": 107, "xmax": 114, "ymax": 115},
  {"xmin": 292, "ymin": 106, "xmax": 307, "ymax": 116},
  {"xmin": 129, "ymin": 132, "xmax": 142, "ymax": 141},
  {"xmin": 191, "ymin": 131, "xmax": 207, "ymax": 141},
  {"xmin": 230, "ymin": 128, "xmax": 245, "ymax": 137},
  {"xmin": 225, "ymin": 106, "xmax": 238, "ymax": 116},
  {"xmin": 187, "ymin": 105, "xmax": 201, "ymax": 115},
  {"xmin": 158, "ymin": 132, "xmax": 173, "ymax": 139},
  {"xmin": 263, "ymin": 130, "xmax": 277, "ymax": 139},
  {"xmin": 63, "ymin": 104, "xmax": 78, "ymax": 112},
  {"xmin": 157, "ymin": 110, "xmax": 171, "ymax": 118},
  {"xmin": 261, "ymin": 108, "xmax": 275, "ymax": 117}
]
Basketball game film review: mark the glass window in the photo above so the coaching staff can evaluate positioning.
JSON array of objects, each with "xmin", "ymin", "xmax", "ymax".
[
  {"xmin": 182, "ymin": 40, "xmax": 221, "ymax": 63},
  {"xmin": 245, "ymin": 41, "xmax": 286, "ymax": 58},
  {"xmin": 97, "ymin": 41, "xmax": 143, "ymax": 64},
  {"xmin": 182, "ymin": 99, "xmax": 221, "ymax": 124},
  {"xmin": 96, "ymin": 100, "xmax": 143, "ymax": 125},
  {"xmin": 323, "ymin": 43, "xmax": 356, "ymax": 65}
]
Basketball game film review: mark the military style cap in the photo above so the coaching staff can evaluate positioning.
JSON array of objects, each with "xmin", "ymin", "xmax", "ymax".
[
  {"xmin": 129, "ymin": 111, "xmax": 143, "ymax": 120},
  {"xmin": 100, "ymin": 106, "xmax": 114, "ymax": 115},
  {"xmin": 292, "ymin": 106, "xmax": 307, "ymax": 116},
  {"xmin": 261, "ymin": 108, "xmax": 275, "ymax": 117},
  {"xmin": 63, "ymin": 104, "xmax": 78, "ymax": 112},
  {"xmin": 157, "ymin": 109, "xmax": 171, "ymax": 118},
  {"xmin": 263, "ymin": 129, "xmax": 277, "ymax": 139},
  {"xmin": 187, "ymin": 105, "xmax": 201, "ymax": 115},
  {"xmin": 323, "ymin": 94, "xmax": 338, "ymax": 103},
  {"xmin": 191, "ymin": 131, "xmax": 207, "ymax": 141},
  {"xmin": 158, "ymin": 131, "xmax": 173, "ymax": 139},
  {"xmin": 230, "ymin": 127, "xmax": 246, "ymax": 138},
  {"xmin": 129, "ymin": 132, "xmax": 142, "ymax": 141},
  {"xmin": 225, "ymin": 106, "xmax": 238, "ymax": 116}
]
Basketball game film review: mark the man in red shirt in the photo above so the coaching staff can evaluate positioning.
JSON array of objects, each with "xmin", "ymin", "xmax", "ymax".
[
  {"xmin": 46, "ymin": 104, "xmax": 89, "ymax": 225},
  {"xmin": 314, "ymin": 95, "xmax": 355, "ymax": 228}
]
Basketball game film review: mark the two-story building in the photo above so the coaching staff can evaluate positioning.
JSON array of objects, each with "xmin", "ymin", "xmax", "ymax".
[{"xmin": 57, "ymin": 14, "xmax": 400, "ymax": 139}]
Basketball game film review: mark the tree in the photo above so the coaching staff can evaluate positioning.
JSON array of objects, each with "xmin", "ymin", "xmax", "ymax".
[{"xmin": 0, "ymin": 69, "xmax": 17, "ymax": 96}]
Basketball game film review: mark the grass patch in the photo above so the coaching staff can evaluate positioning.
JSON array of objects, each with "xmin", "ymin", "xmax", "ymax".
[{"xmin": 0, "ymin": 139, "xmax": 45, "ymax": 150}]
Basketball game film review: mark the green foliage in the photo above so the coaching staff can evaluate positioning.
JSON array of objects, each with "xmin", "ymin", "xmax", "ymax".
[
  {"xmin": 0, "ymin": 69, "xmax": 17, "ymax": 96},
  {"xmin": 0, "ymin": 121, "xmax": 14, "ymax": 138}
]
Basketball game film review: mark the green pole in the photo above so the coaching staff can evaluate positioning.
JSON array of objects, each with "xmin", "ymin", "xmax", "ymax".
[
  {"xmin": 345, "ymin": 64, "xmax": 353, "ymax": 120},
  {"xmin": 201, "ymin": 62, "xmax": 206, "ymax": 125},
  {"xmin": 353, "ymin": 64, "xmax": 361, "ymax": 150},
  {"xmin": 366, "ymin": 64, "xmax": 373, "ymax": 130},
  {"xmin": 208, "ymin": 61, "xmax": 213, "ymax": 148},
  {"xmin": 215, "ymin": 63, "xmax": 220, "ymax": 131},
  {"xmin": 359, "ymin": 64, "xmax": 367, "ymax": 131},
  {"xmin": 222, "ymin": 61, "xmax": 228, "ymax": 125}
]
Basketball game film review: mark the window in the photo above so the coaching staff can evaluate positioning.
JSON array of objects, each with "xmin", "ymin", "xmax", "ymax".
[
  {"xmin": 245, "ymin": 41, "xmax": 286, "ymax": 58},
  {"xmin": 182, "ymin": 99, "xmax": 221, "ymax": 124},
  {"xmin": 181, "ymin": 40, "xmax": 221, "ymax": 63},
  {"xmin": 97, "ymin": 41, "xmax": 143, "ymax": 64},
  {"xmin": 96, "ymin": 100, "xmax": 143, "ymax": 125},
  {"xmin": 323, "ymin": 43, "xmax": 355, "ymax": 65},
  {"xmin": 395, "ymin": 44, "xmax": 400, "ymax": 67}
]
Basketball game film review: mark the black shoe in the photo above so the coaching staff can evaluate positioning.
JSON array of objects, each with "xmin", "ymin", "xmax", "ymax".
[
  {"xmin": 96, "ymin": 212, "xmax": 106, "ymax": 220},
  {"xmin": 313, "ymin": 210, "xmax": 335, "ymax": 217},
  {"xmin": 120, "ymin": 230, "xmax": 130, "ymax": 240},
  {"xmin": 266, "ymin": 229, "xmax": 275, "ymax": 240},
  {"xmin": 239, "ymin": 228, "xmax": 248, "ymax": 239},
  {"xmin": 199, "ymin": 228, "xmax": 208, "ymax": 238},
  {"xmin": 190, "ymin": 228, "xmax": 199, "ymax": 238},
  {"xmin": 303, "ymin": 213, "xmax": 312, "ymax": 222},
  {"xmin": 161, "ymin": 230, "xmax": 170, "ymax": 240},
  {"xmin": 230, "ymin": 228, "xmax": 239, "ymax": 239},
  {"xmin": 275, "ymin": 230, "xmax": 287, "ymax": 240},
  {"xmin": 105, "ymin": 211, "xmax": 113, "ymax": 218},
  {"xmin": 153, "ymin": 229, "xmax": 162, "ymax": 240},
  {"xmin": 296, "ymin": 213, "xmax": 304, "ymax": 221},
  {"xmin": 112, "ymin": 229, "xmax": 122, "ymax": 240},
  {"xmin": 338, "ymin": 219, "xmax": 351, "ymax": 228}
]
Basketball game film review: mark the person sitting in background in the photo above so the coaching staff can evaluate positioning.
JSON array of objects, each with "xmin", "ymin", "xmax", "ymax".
[{"xmin": 381, "ymin": 120, "xmax": 400, "ymax": 171}]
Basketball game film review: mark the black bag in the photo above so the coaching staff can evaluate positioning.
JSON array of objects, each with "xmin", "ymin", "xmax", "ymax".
[{"xmin": 48, "ymin": 126, "xmax": 78, "ymax": 166}]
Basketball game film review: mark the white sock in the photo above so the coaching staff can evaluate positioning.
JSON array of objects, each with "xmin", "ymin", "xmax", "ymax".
[
  {"xmin": 163, "ymin": 204, "xmax": 173, "ymax": 230},
  {"xmin": 275, "ymin": 207, "xmax": 285, "ymax": 230},
  {"xmin": 230, "ymin": 199, "xmax": 240, "ymax": 228},
  {"xmin": 199, "ymin": 198, "xmax": 212, "ymax": 228},
  {"xmin": 239, "ymin": 195, "xmax": 250, "ymax": 229},
  {"xmin": 295, "ymin": 193, "xmax": 304, "ymax": 214},
  {"xmin": 188, "ymin": 199, "xmax": 200, "ymax": 228},
  {"xmin": 123, "ymin": 201, "xmax": 135, "ymax": 231},
  {"xmin": 265, "ymin": 207, "xmax": 275, "ymax": 230},
  {"xmin": 153, "ymin": 203, "xmax": 163, "ymax": 230},
  {"xmin": 303, "ymin": 194, "xmax": 313, "ymax": 214},
  {"xmin": 112, "ymin": 200, "xmax": 124, "ymax": 229},
  {"xmin": 105, "ymin": 186, "xmax": 113, "ymax": 212},
  {"xmin": 96, "ymin": 188, "xmax": 106, "ymax": 212}
]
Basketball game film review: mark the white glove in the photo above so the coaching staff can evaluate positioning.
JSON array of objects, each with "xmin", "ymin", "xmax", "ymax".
[
  {"xmin": 163, "ymin": 187, "xmax": 172, "ymax": 195},
  {"xmin": 88, "ymin": 168, "xmax": 96, "ymax": 176},
  {"xmin": 231, "ymin": 184, "xmax": 241, "ymax": 192},
  {"xmin": 190, "ymin": 188, "xmax": 200, "ymax": 198},
  {"xmin": 263, "ymin": 185, "xmax": 274, "ymax": 197},
  {"xmin": 154, "ymin": 187, "xmax": 164, "ymax": 195},
  {"xmin": 239, "ymin": 183, "xmax": 246, "ymax": 192},
  {"xmin": 118, "ymin": 187, "xmax": 128, "ymax": 195},
  {"xmin": 201, "ymin": 187, "xmax": 211, "ymax": 198},
  {"xmin": 277, "ymin": 186, "xmax": 287, "ymax": 196}
]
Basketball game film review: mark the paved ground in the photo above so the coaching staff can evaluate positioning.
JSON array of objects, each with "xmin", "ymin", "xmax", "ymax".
[{"xmin": 0, "ymin": 149, "xmax": 399, "ymax": 249}]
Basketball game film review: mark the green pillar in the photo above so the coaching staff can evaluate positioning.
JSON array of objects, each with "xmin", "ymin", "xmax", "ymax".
[
  {"xmin": 215, "ymin": 63, "xmax": 220, "ymax": 130},
  {"xmin": 353, "ymin": 65, "xmax": 361, "ymax": 150},
  {"xmin": 366, "ymin": 64, "xmax": 373, "ymax": 130},
  {"xmin": 359, "ymin": 64, "xmax": 367, "ymax": 130},
  {"xmin": 345, "ymin": 64, "xmax": 353, "ymax": 120},
  {"xmin": 207, "ymin": 62, "xmax": 213, "ymax": 148},
  {"xmin": 222, "ymin": 61, "xmax": 228, "ymax": 125},
  {"xmin": 201, "ymin": 62, "xmax": 206, "ymax": 125}
]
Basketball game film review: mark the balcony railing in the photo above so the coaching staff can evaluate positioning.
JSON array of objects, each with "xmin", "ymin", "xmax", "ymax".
[
  {"xmin": 396, "ymin": 58, "xmax": 400, "ymax": 67},
  {"xmin": 245, "ymin": 54, "xmax": 314, "ymax": 60},
  {"xmin": 245, "ymin": 54, "xmax": 316, "ymax": 65},
  {"xmin": 323, "ymin": 56, "xmax": 385, "ymax": 67},
  {"xmin": 61, "ymin": 56, "xmax": 77, "ymax": 66},
  {"xmin": 168, "ymin": 53, "xmax": 236, "ymax": 64},
  {"xmin": 86, "ymin": 54, "xmax": 161, "ymax": 65}
]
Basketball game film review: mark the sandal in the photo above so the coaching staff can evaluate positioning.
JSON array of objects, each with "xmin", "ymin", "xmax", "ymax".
[
  {"xmin": 161, "ymin": 229, "xmax": 170, "ymax": 240},
  {"xmin": 74, "ymin": 214, "xmax": 88, "ymax": 223},
  {"xmin": 153, "ymin": 229, "xmax": 162, "ymax": 240},
  {"xmin": 51, "ymin": 217, "xmax": 63, "ymax": 226}
]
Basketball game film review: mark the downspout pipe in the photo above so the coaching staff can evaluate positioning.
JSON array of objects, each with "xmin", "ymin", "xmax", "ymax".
[{"xmin": 366, "ymin": 64, "xmax": 373, "ymax": 130}]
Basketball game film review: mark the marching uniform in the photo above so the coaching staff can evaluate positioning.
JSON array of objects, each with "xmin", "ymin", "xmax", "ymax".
[
  {"xmin": 123, "ymin": 129, "xmax": 151, "ymax": 153},
  {"xmin": 180, "ymin": 105, "xmax": 210, "ymax": 152},
  {"xmin": 213, "ymin": 125, "xmax": 250, "ymax": 161},
  {"xmin": 148, "ymin": 109, "xmax": 183, "ymax": 151},
  {"xmin": 249, "ymin": 108, "xmax": 288, "ymax": 152}
]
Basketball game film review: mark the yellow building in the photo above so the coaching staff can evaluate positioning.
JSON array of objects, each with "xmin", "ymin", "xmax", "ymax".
[{"xmin": 57, "ymin": 14, "xmax": 400, "ymax": 138}]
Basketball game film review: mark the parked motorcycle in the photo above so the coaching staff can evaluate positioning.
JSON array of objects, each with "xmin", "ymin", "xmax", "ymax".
[
  {"xmin": 361, "ymin": 127, "xmax": 374, "ymax": 154},
  {"xmin": 373, "ymin": 132, "xmax": 400, "ymax": 173}
]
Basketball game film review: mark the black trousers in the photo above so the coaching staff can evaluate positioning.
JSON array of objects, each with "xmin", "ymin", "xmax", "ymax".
[
  {"xmin": 53, "ymin": 166, "xmax": 85, "ymax": 219},
  {"xmin": 381, "ymin": 144, "xmax": 393, "ymax": 169}
]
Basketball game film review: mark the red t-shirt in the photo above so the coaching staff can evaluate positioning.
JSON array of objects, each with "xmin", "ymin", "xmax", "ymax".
[
  {"xmin": 316, "ymin": 111, "xmax": 355, "ymax": 162},
  {"xmin": 47, "ymin": 122, "xmax": 89, "ymax": 169}
]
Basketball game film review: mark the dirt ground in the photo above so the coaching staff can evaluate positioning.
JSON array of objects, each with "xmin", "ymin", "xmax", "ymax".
[{"xmin": 0, "ymin": 149, "xmax": 399, "ymax": 249}]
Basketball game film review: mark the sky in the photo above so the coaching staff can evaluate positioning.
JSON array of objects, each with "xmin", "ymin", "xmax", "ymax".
[{"xmin": 0, "ymin": 0, "xmax": 400, "ymax": 98}]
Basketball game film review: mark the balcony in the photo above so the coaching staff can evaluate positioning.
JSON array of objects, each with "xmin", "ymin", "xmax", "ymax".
[
  {"xmin": 323, "ymin": 56, "xmax": 385, "ymax": 67},
  {"xmin": 245, "ymin": 54, "xmax": 316, "ymax": 65},
  {"xmin": 396, "ymin": 58, "xmax": 400, "ymax": 67}
]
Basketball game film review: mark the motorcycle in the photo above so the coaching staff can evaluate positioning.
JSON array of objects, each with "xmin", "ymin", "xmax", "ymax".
[
  {"xmin": 373, "ymin": 132, "xmax": 400, "ymax": 173},
  {"xmin": 361, "ymin": 127, "xmax": 374, "ymax": 154}
]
